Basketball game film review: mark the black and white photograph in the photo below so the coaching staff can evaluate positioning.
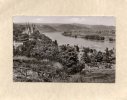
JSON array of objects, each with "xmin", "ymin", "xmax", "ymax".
[{"xmin": 13, "ymin": 16, "xmax": 115, "ymax": 83}]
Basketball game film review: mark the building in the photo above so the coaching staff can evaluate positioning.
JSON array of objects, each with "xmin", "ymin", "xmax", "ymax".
[
  {"xmin": 13, "ymin": 23, "xmax": 36, "ymax": 49},
  {"xmin": 13, "ymin": 41, "xmax": 23, "ymax": 49}
]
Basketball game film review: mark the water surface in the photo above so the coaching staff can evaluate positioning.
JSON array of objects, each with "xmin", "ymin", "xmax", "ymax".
[{"xmin": 43, "ymin": 32, "xmax": 115, "ymax": 51}]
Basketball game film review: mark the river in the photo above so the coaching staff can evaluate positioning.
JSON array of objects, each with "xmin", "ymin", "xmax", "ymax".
[{"xmin": 42, "ymin": 32, "xmax": 115, "ymax": 51}]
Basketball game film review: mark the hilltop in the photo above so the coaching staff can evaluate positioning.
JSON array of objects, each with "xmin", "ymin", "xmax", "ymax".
[
  {"xmin": 14, "ymin": 22, "xmax": 115, "ymax": 35},
  {"xmin": 36, "ymin": 23, "xmax": 115, "ymax": 34}
]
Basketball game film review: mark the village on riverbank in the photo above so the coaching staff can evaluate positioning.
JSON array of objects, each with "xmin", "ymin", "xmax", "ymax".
[{"xmin": 13, "ymin": 22, "xmax": 115, "ymax": 82}]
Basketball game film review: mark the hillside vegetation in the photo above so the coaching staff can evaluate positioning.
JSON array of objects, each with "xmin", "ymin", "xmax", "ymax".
[{"xmin": 13, "ymin": 23, "xmax": 115, "ymax": 82}]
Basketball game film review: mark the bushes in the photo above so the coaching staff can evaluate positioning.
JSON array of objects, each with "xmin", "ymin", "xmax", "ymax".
[
  {"xmin": 13, "ymin": 60, "xmax": 69, "ymax": 82},
  {"xmin": 84, "ymin": 35, "xmax": 105, "ymax": 40},
  {"xmin": 81, "ymin": 47, "xmax": 115, "ymax": 65},
  {"xmin": 13, "ymin": 30, "xmax": 60, "ymax": 60},
  {"xmin": 57, "ymin": 45, "xmax": 85, "ymax": 74},
  {"xmin": 109, "ymin": 37, "xmax": 115, "ymax": 42},
  {"xmin": 58, "ymin": 45, "xmax": 78, "ymax": 67},
  {"xmin": 30, "ymin": 34, "xmax": 59, "ymax": 60}
]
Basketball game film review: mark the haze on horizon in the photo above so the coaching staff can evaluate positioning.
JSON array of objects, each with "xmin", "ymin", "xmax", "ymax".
[{"xmin": 13, "ymin": 16, "xmax": 115, "ymax": 26}]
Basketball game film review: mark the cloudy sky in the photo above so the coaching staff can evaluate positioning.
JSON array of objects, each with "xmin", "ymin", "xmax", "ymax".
[{"xmin": 13, "ymin": 16, "xmax": 115, "ymax": 26}]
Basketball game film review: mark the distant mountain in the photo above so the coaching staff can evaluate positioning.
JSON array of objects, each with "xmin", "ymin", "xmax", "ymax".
[
  {"xmin": 88, "ymin": 25, "xmax": 115, "ymax": 31},
  {"xmin": 14, "ymin": 23, "xmax": 115, "ymax": 33},
  {"xmin": 51, "ymin": 24, "xmax": 90, "ymax": 32},
  {"xmin": 37, "ymin": 25, "xmax": 57, "ymax": 32},
  {"xmin": 36, "ymin": 23, "xmax": 115, "ymax": 32}
]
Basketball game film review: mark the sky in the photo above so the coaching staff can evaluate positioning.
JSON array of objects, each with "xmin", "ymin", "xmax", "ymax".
[{"xmin": 13, "ymin": 16, "xmax": 115, "ymax": 26}]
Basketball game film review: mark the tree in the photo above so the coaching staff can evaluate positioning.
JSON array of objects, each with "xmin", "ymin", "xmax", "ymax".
[
  {"xmin": 58, "ymin": 45, "xmax": 78, "ymax": 68},
  {"xmin": 81, "ymin": 52, "xmax": 91, "ymax": 63},
  {"xmin": 96, "ymin": 51, "xmax": 103, "ymax": 62},
  {"xmin": 30, "ymin": 34, "xmax": 59, "ymax": 60},
  {"xmin": 54, "ymin": 40, "xmax": 58, "ymax": 46}
]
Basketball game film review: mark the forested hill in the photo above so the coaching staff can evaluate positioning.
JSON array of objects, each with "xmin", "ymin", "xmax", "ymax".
[
  {"xmin": 14, "ymin": 23, "xmax": 115, "ymax": 34},
  {"xmin": 36, "ymin": 23, "xmax": 115, "ymax": 33},
  {"xmin": 49, "ymin": 24, "xmax": 90, "ymax": 31},
  {"xmin": 36, "ymin": 25, "xmax": 57, "ymax": 32}
]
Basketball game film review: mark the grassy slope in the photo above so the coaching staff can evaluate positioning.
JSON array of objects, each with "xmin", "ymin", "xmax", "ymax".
[{"xmin": 13, "ymin": 58, "xmax": 115, "ymax": 83}]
